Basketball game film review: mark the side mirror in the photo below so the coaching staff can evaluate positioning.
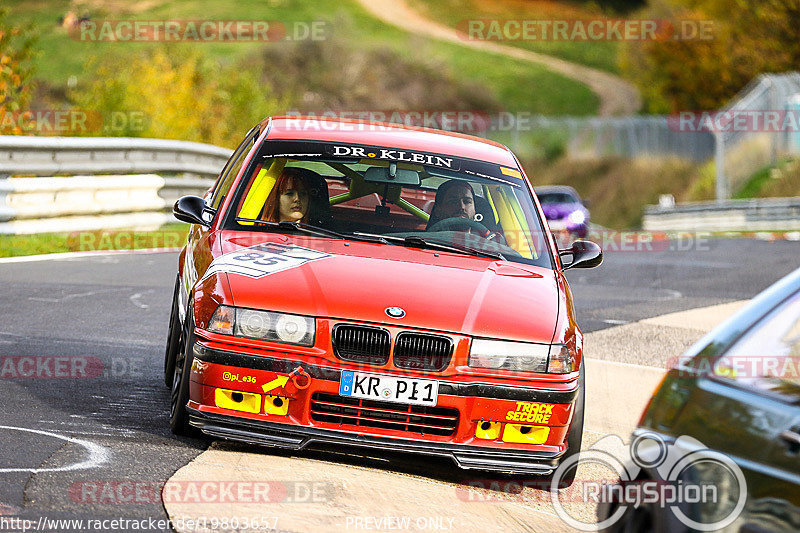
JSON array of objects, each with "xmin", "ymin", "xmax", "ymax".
[
  {"xmin": 173, "ymin": 195, "xmax": 210, "ymax": 226},
  {"xmin": 559, "ymin": 240, "xmax": 602, "ymax": 270}
]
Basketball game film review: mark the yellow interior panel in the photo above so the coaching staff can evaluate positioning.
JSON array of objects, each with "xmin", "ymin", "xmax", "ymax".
[
  {"xmin": 238, "ymin": 158, "xmax": 287, "ymax": 223},
  {"xmin": 487, "ymin": 186, "xmax": 534, "ymax": 259}
]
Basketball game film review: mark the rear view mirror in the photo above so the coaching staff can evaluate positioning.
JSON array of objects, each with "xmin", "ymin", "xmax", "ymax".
[
  {"xmin": 364, "ymin": 163, "xmax": 420, "ymax": 186},
  {"xmin": 173, "ymin": 195, "xmax": 210, "ymax": 227},
  {"xmin": 559, "ymin": 240, "xmax": 602, "ymax": 270}
]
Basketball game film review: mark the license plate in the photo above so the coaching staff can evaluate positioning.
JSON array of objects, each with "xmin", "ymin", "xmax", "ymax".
[{"xmin": 339, "ymin": 370, "xmax": 439, "ymax": 407}]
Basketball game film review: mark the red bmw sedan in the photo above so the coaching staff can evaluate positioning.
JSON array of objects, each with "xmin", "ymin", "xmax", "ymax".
[{"xmin": 165, "ymin": 116, "xmax": 601, "ymax": 482}]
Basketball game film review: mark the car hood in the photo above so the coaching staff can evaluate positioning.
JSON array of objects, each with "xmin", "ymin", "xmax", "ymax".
[{"xmin": 215, "ymin": 232, "xmax": 560, "ymax": 344}]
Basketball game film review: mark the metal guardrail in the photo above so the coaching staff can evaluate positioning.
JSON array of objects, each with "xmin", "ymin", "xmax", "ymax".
[
  {"xmin": 0, "ymin": 136, "xmax": 233, "ymax": 177},
  {"xmin": 643, "ymin": 197, "xmax": 800, "ymax": 232},
  {"xmin": 0, "ymin": 174, "xmax": 214, "ymax": 234}
]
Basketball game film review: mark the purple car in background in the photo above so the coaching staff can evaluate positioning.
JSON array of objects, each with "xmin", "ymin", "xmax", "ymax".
[{"xmin": 535, "ymin": 185, "xmax": 590, "ymax": 238}]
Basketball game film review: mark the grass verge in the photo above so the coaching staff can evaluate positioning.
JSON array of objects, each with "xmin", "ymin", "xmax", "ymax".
[{"xmin": 0, "ymin": 223, "xmax": 189, "ymax": 258}]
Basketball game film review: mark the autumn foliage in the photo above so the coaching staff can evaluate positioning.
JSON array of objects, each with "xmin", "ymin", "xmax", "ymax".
[
  {"xmin": 0, "ymin": 9, "xmax": 37, "ymax": 134},
  {"xmin": 622, "ymin": 0, "xmax": 800, "ymax": 112},
  {"xmin": 69, "ymin": 47, "xmax": 286, "ymax": 148}
]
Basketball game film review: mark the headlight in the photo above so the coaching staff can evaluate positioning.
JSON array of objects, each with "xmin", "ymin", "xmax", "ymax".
[
  {"xmin": 208, "ymin": 305, "xmax": 315, "ymax": 346},
  {"xmin": 237, "ymin": 308, "xmax": 272, "ymax": 339},
  {"xmin": 567, "ymin": 210, "xmax": 586, "ymax": 225},
  {"xmin": 468, "ymin": 339, "xmax": 576, "ymax": 374},
  {"xmin": 275, "ymin": 314, "xmax": 311, "ymax": 344},
  {"xmin": 547, "ymin": 344, "xmax": 576, "ymax": 374},
  {"xmin": 468, "ymin": 339, "xmax": 549, "ymax": 372}
]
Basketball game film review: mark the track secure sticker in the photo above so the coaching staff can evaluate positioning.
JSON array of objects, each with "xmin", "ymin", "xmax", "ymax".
[
  {"xmin": 506, "ymin": 401, "xmax": 554, "ymax": 424},
  {"xmin": 200, "ymin": 244, "xmax": 330, "ymax": 282}
]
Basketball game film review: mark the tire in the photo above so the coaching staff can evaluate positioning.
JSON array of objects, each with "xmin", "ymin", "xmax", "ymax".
[
  {"xmin": 169, "ymin": 308, "xmax": 197, "ymax": 436},
  {"xmin": 551, "ymin": 360, "xmax": 585, "ymax": 489},
  {"xmin": 164, "ymin": 276, "xmax": 182, "ymax": 388},
  {"xmin": 596, "ymin": 477, "xmax": 683, "ymax": 533}
]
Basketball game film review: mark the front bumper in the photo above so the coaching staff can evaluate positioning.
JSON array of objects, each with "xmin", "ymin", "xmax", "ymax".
[
  {"xmin": 187, "ymin": 406, "xmax": 563, "ymax": 474},
  {"xmin": 188, "ymin": 342, "xmax": 579, "ymax": 474}
]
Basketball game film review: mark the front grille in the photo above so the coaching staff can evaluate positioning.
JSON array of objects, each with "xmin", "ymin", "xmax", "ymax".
[
  {"xmin": 332, "ymin": 325, "xmax": 390, "ymax": 365},
  {"xmin": 310, "ymin": 392, "xmax": 459, "ymax": 436},
  {"xmin": 393, "ymin": 333, "xmax": 453, "ymax": 371}
]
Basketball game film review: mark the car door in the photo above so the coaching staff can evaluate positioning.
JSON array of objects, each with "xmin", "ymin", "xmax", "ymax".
[{"xmin": 708, "ymin": 290, "xmax": 800, "ymax": 532}]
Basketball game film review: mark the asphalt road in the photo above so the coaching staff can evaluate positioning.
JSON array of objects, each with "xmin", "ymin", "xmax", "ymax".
[{"xmin": 0, "ymin": 237, "xmax": 798, "ymax": 531}]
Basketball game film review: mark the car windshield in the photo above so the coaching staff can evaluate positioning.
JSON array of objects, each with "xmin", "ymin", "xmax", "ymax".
[
  {"xmin": 537, "ymin": 192, "xmax": 579, "ymax": 204},
  {"xmin": 718, "ymin": 290, "xmax": 800, "ymax": 402},
  {"xmin": 223, "ymin": 140, "xmax": 554, "ymax": 268}
]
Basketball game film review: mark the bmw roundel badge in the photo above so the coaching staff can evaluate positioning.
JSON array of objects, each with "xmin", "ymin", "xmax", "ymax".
[{"xmin": 385, "ymin": 306, "xmax": 406, "ymax": 319}]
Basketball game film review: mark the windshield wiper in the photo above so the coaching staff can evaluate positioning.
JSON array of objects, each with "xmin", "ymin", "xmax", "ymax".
[
  {"xmin": 354, "ymin": 232, "xmax": 505, "ymax": 261},
  {"xmin": 405, "ymin": 236, "xmax": 506, "ymax": 261},
  {"xmin": 235, "ymin": 219, "xmax": 387, "ymax": 244},
  {"xmin": 235, "ymin": 218, "xmax": 350, "ymax": 239}
]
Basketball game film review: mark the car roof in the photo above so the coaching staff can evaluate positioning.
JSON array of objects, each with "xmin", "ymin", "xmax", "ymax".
[{"xmin": 263, "ymin": 115, "xmax": 520, "ymax": 167}]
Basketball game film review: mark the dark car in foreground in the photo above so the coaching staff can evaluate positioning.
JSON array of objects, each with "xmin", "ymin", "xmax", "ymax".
[
  {"xmin": 598, "ymin": 266, "xmax": 800, "ymax": 532},
  {"xmin": 534, "ymin": 185, "xmax": 589, "ymax": 239}
]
